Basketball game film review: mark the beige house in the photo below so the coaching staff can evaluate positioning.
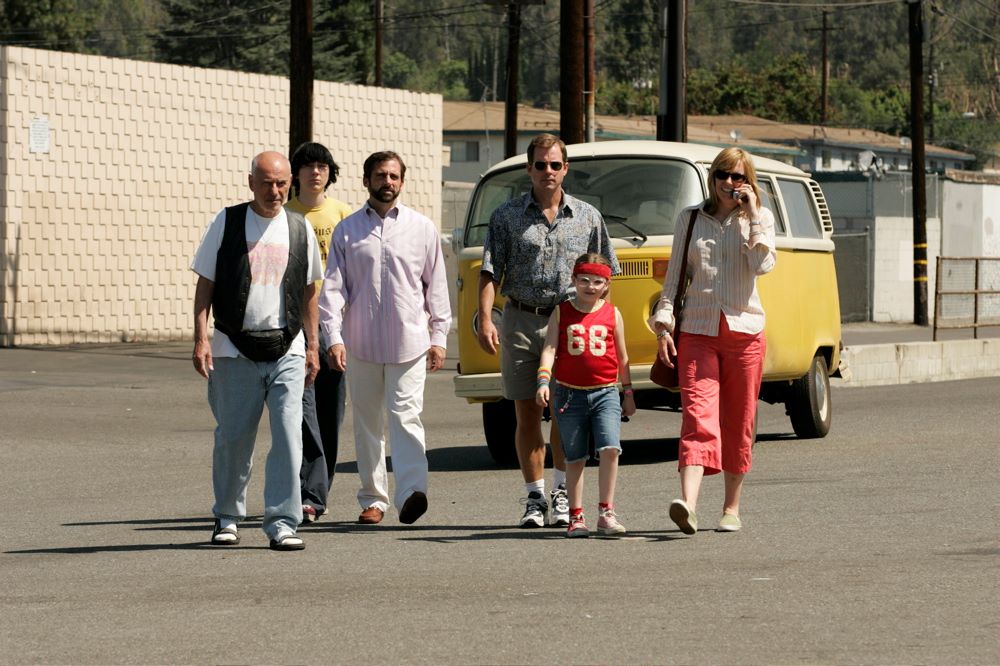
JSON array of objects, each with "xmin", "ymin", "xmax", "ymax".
[{"xmin": 443, "ymin": 101, "xmax": 973, "ymax": 183}]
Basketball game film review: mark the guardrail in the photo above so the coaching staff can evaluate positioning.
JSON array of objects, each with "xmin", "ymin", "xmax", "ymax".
[{"xmin": 934, "ymin": 257, "xmax": 1000, "ymax": 341}]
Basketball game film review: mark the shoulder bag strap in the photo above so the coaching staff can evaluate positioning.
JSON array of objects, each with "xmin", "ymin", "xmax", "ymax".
[{"xmin": 672, "ymin": 208, "xmax": 699, "ymax": 325}]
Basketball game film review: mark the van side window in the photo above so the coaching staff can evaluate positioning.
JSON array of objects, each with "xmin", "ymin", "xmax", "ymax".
[
  {"xmin": 777, "ymin": 178, "xmax": 823, "ymax": 239},
  {"xmin": 756, "ymin": 178, "xmax": 786, "ymax": 236}
]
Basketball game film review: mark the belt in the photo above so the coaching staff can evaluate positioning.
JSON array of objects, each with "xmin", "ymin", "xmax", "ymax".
[{"xmin": 508, "ymin": 298, "xmax": 555, "ymax": 317}]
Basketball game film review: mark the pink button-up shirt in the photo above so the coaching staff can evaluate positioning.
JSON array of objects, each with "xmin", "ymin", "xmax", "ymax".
[{"xmin": 319, "ymin": 202, "xmax": 452, "ymax": 364}]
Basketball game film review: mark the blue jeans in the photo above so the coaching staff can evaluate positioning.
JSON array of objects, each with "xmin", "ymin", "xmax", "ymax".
[
  {"xmin": 552, "ymin": 384, "xmax": 622, "ymax": 464},
  {"xmin": 208, "ymin": 354, "xmax": 305, "ymax": 539}
]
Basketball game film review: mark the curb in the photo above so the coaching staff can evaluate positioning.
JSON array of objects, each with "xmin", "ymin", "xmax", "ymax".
[{"xmin": 833, "ymin": 338, "xmax": 1000, "ymax": 388}]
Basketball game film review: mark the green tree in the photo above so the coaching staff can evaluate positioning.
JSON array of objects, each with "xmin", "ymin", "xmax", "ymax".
[
  {"xmin": 0, "ymin": 0, "xmax": 162, "ymax": 57},
  {"xmin": 155, "ymin": 0, "xmax": 289, "ymax": 74},
  {"xmin": 314, "ymin": 0, "xmax": 373, "ymax": 84},
  {"xmin": 761, "ymin": 54, "xmax": 820, "ymax": 122}
]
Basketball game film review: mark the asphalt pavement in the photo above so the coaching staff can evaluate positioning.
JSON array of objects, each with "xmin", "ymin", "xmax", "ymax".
[{"xmin": 1, "ymin": 335, "xmax": 998, "ymax": 664}]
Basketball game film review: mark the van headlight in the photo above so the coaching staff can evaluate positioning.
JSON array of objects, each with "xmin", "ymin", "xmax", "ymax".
[{"xmin": 472, "ymin": 307, "xmax": 504, "ymax": 335}]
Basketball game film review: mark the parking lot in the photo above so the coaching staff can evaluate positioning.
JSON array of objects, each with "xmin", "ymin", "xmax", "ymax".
[{"xmin": 1, "ymin": 342, "xmax": 998, "ymax": 664}]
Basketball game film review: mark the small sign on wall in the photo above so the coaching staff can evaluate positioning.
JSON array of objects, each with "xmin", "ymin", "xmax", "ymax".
[{"xmin": 29, "ymin": 116, "xmax": 50, "ymax": 153}]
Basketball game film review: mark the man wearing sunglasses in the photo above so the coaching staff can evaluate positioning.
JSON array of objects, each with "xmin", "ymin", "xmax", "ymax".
[{"xmin": 478, "ymin": 133, "xmax": 619, "ymax": 529}]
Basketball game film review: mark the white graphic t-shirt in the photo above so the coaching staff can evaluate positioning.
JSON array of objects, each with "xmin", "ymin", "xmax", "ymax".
[{"xmin": 191, "ymin": 206, "xmax": 322, "ymax": 358}]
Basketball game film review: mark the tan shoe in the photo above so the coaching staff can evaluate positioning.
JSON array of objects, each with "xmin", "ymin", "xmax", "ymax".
[
  {"xmin": 669, "ymin": 499, "xmax": 697, "ymax": 535},
  {"xmin": 358, "ymin": 506, "xmax": 385, "ymax": 524},
  {"xmin": 718, "ymin": 513, "xmax": 742, "ymax": 532}
]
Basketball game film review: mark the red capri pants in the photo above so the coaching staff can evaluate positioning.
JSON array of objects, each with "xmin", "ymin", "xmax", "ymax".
[{"xmin": 678, "ymin": 314, "xmax": 765, "ymax": 476}]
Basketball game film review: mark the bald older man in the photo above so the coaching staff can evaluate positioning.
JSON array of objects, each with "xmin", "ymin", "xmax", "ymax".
[{"xmin": 191, "ymin": 151, "xmax": 323, "ymax": 551}]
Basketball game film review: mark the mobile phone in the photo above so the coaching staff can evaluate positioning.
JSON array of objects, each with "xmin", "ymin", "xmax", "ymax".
[{"xmin": 731, "ymin": 190, "xmax": 743, "ymax": 201}]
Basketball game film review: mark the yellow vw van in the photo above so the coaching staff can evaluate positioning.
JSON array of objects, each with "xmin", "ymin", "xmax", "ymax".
[{"xmin": 452, "ymin": 141, "xmax": 842, "ymax": 464}]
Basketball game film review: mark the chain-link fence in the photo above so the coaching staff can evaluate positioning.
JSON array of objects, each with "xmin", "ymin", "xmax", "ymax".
[
  {"xmin": 934, "ymin": 257, "xmax": 1000, "ymax": 340},
  {"xmin": 833, "ymin": 230, "xmax": 871, "ymax": 322}
]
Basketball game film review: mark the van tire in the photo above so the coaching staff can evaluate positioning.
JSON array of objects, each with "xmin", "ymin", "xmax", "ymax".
[
  {"xmin": 787, "ymin": 353, "xmax": 832, "ymax": 439},
  {"xmin": 483, "ymin": 400, "xmax": 518, "ymax": 466}
]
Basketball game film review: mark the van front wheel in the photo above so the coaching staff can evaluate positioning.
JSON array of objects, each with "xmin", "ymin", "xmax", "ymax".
[
  {"xmin": 483, "ymin": 399, "xmax": 518, "ymax": 466},
  {"xmin": 787, "ymin": 354, "xmax": 832, "ymax": 439}
]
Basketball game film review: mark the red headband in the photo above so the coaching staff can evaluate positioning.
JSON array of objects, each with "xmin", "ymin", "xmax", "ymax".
[{"xmin": 572, "ymin": 262, "xmax": 612, "ymax": 279}]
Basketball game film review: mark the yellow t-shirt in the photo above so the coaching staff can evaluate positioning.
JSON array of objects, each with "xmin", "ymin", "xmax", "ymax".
[{"xmin": 286, "ymin": 195, "xmax": 353, "ymax": 270}]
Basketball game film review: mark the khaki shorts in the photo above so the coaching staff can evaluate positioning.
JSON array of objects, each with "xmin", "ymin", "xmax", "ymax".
[{"xmin": 500, "ymin": 302, "xmax": 552, "ymax": 401}]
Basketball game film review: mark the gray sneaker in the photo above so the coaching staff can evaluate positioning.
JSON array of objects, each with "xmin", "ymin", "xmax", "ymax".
[
  {"xmin": 519, "ymin": 491, "xmax": 548, "ymax": 528},
  {"xmin": 549, "ymin": 485, "xmax": 570, "ymax": 526}
]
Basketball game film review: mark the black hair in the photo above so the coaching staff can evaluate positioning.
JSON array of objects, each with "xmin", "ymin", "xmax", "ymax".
[{"xmin": 290, "ymin": 141, "xmax": 340, "ymax": 193}]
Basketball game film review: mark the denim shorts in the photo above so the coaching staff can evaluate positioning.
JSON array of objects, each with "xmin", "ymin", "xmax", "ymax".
[{"xmin": 552, "ymin": 384, "xmax": 622, "ymax": 463}]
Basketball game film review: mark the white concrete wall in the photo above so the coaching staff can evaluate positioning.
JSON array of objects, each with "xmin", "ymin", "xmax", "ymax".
[
  {"xmin": 870, "ymin": 217, "xmax": 940, "ymax": 323},
  {"xmin": 0, "ymin": 46, "xmax": 443, "ymax": 346},
  {"xmin": 941, "ymin": 180, "xmax": 1000, "ymax": 257},
  {"xmin": 836, "ymin": 338, "xmax": 1000, "ymax": 387}
]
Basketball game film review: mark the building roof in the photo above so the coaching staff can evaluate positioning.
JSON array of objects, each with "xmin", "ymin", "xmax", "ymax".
[
  {"xmin": 444, "ymin": 101, "xmax": 801, "ymax": 157},
  {"xmin": 689, "ymin": 114, "xmax": 973, "ymax": 161},
  {"xmin": 443, "ymin": 101, "xmax": 974, "ymax": 162}
]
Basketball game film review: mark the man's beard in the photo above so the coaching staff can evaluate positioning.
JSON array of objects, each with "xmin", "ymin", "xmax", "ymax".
[{"xmin": 369, "ymin": 186, "xmax": 397, "ymax": 203}]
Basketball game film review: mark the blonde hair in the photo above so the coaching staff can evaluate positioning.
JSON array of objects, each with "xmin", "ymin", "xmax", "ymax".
[{"xmin": 706, "ymin": 147, "xmax": 760, "ymax": 215}]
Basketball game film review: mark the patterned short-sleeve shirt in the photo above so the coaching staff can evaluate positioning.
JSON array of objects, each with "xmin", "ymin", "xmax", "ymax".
[{"xmin": 481, "ymin": 191, "xmax": 619, "ymax": 308}]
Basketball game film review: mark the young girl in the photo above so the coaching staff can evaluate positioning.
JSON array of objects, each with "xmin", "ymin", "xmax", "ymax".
[{"xmin": 536, "ymin": 253, "xmax": 636, "ymax": 537}]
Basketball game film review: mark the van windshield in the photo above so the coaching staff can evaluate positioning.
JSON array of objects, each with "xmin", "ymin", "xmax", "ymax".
[{"xmin": 464, "ymin": 157, "xmax": 705, "ymax": 247}]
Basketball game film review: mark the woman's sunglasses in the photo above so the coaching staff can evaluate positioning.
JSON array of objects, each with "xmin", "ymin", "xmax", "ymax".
[{"xmin": 714, "ymin": 169, "xmax": 747, "ymax": 184}]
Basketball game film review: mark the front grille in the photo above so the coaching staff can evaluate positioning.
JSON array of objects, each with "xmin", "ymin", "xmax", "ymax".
[{"xmin": 615, "ymin": 258, "xmax": 652, "ymax": 280}]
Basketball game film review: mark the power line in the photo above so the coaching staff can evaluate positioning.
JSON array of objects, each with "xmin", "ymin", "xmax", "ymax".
[
  {"xmin": 965, "ymin": 0, "xmax": 1000, "ymax": 19},
  {"xmin": 728, "ymin": 0, "xmax": 899, "ymax": 7},
  {"xmin": 934, "ymin": 5, "xmax": 1000, "ymax": 42}
]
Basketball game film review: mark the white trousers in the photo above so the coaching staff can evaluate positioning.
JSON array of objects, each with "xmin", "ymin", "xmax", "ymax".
[{"xmin": 346, "ymin": 350, "xmax": 428, "ymax": 513}]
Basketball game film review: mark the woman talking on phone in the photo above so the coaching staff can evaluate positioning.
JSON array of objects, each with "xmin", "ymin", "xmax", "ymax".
[{"xmin": 650, "ymin": 147, "xmax": 777, "ymax": 535}]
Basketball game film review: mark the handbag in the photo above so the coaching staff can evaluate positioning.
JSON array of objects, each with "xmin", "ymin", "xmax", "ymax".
[{"xmin": 650, "ymin": 209, "xmax": 698, "ymax": 390}]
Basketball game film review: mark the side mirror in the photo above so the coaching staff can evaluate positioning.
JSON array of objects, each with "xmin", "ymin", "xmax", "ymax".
[{"xmin": 451, "ymin": 227, "xmax": 465, "ymax": 253}]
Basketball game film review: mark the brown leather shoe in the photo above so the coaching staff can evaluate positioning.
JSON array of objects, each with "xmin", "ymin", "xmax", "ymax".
[
  {"xmin": 358, "ymin": 506, "xmax": 384, "ymax": 524},
  {"xmin": 398, "ymin": 491, "xmax": 428, "ymax": 525}
]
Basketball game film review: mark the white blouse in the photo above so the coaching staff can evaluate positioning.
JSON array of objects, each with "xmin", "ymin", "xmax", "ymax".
[{"xmin": 649, "ymin": 203, "xmax": 777, "ymax": 337}]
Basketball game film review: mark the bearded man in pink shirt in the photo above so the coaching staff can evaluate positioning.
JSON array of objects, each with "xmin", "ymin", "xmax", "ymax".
[{"xmin": 318, "ymin": 151, "xmax": 451, "ymax": 525}]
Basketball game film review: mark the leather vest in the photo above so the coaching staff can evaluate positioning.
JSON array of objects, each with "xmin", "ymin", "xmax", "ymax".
[{"xmin": 212, "ymin": 202, "xmax": 308, "ymax": 343}]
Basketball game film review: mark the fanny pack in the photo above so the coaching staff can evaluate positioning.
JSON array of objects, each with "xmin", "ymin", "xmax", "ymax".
[{"xmin": 223, "ymin": 327, "xmax": 292, "ymax": 362}]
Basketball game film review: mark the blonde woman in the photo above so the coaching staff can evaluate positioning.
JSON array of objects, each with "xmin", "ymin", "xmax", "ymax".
[{"xmin": 651, "ymin": 147, "xmax": 777, "ymax": 535}]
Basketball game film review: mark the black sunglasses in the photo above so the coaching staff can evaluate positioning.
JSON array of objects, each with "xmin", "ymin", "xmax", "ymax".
[
  {"xmin": 714, "ymin": 169, "xmax": 747, "ymax": 184},
  {"xmin": 533, "ymin": 160, "xmax": 564, "ymax": 171}
]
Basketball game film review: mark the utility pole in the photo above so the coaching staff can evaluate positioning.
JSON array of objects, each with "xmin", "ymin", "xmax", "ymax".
[
  {"xmin": 908, "ymin": 0, "xmax": 928, "ymax": 326},
  {"xmin": 584, "ymin": 0, "xmax": 596, "ymax": 143},
  {"xmin": 560, "ymin": 0, "xmax": 584, "ymax": 144},
  {"xmin": 374, "ymin": 0, "xmax": 383, "ymax": 86},
  {"xmin": 504, "ymin": 2, "xmax": 521, "ymax": 158},
  {"xmin": 657, "ymin": 0, "xmax": 686, "ymax": 142},
  {"xmin": 806, "ymin": 11, "xmax": 834, "ymax": 124},
  {"xmin": 289, "ymin": 0, "xmax": 314, "ymax": 156},
  {"xmin": 820, "ymin": 10, "xmax": 829, "ymax": 124}
]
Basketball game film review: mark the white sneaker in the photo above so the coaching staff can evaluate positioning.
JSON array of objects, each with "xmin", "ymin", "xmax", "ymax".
[
  {"xmin": 597, "ymin": 506, "xmax": 627, "ymax": 536},
  {"xmin": 519, "ymin": 491, "xmax": 548, "ymax": 528},
  {"xmin": 549, "ymin": 485, "xmax": 570, "ymax": 526}
]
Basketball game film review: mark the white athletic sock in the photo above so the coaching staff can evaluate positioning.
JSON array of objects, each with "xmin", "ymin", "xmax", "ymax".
[
  {"xmin": 552, "ymin": 469, "xmax": 566, "ymax": 489},
  {"xmin": 218, "ymin": 517, "xmax": 237, "ymax": 531},
  {"xmin": 525, "ymin": 479, "xmax": 545, "ymax": 497}
]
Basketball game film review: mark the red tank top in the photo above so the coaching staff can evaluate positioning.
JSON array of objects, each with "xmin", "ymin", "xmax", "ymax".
[{"xmin": 553, "ymin": 300, "xmax": 620, "ymax": 388}]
